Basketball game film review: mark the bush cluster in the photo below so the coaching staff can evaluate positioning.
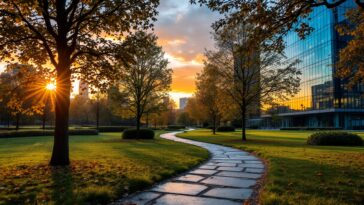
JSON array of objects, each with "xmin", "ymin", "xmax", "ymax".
[
  {"xmin": 307, "ymin": 131, "xmax": 363, "ymax": 146},
  {"xmin": 97, "ymin": 126, "xmax": 131, "ymax": 132},
  {"xmin": 166, "ymin": 125, "xmax": 186, "ymax": 130},
  {"xmin": 281, "ymin": 127, "xmax": 342, "ymax": 131},
  {"xmin": 122, "ymin": 128, "xmax": 155, "ymax": 139},
  {"xmin": 247, "ymin": 125, "xmax": 259, "ymax": 129},
  {"xmin": 217, "ymin": 126, "xmax": 235, "ymax": 132},
  {"xmin": 0, "ymin": 129, "xmax": 98, "ymax": 138}
]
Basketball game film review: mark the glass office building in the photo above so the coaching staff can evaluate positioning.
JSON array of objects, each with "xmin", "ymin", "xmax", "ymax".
[{"xmin": 262, "ymin": 1, "xmax": 364, "ymax": 129}]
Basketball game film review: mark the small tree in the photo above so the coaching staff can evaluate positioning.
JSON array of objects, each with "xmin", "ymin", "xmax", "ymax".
[
  {"xmin": 116, "ymin": 31, "xmax": 172, "ymax": 134},
  {"xmin": 177, "ymin": 112, "xmax": 193, "ymax": 127},
  {"xmin": 206, "ymin": 24, "xmax": 301, "ymax": 141},
  {"xmin": 196, "ymin": 64, "xmax": 223, "ymax": 134},
  {"xmin": 185, "ymin": 97, "xmax": 208, "ymax": 127}
]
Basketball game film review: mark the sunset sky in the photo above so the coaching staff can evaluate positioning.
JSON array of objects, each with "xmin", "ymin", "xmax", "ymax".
[
  {"xmin": 155, "ymin": 0, "xmax": 220, "ymax": 104},
  {"xmin": 0, "ymin": 1, "xmax": 219, "ymax": 106}
]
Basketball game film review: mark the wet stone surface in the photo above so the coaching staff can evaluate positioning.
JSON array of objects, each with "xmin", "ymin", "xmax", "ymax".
[
  {"xmin": 203, "ymin": 188, "xmax": 253, "ymax": 200},
  {"xmin": 176, "ymin": 174, "xmax": 205, "ymax": 183},
  {"xmin": 114, "ymin": 131, "xmax": 265, "ymax": 205}
]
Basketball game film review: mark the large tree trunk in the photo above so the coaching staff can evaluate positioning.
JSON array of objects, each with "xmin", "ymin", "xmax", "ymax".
[
  {"xmin": 15, "ymin": 113, "xmax": 20, "ymax": 130},
  {"xmin": 136, "ymin": 113, "xmax": 142, "ymax": 139},
  {"xmin": 146, "ymin": 112, "xmax": 149, "ymax": 128},
  {"xmin": 42, "ymin": 112, "xmax": 46, "ymax": 130},
  {"xmin": 50, "ymin": 65, "xmax": 71, "ymax": 166},
  {"xmin": 136, "ymin": 117, "xmax": 141, "ymax": 131},
  {"xmin": 7, "ymin": 115, "xmax": 10, "ymax": 128},
  {"xmin": 212, "ymin": 114, "xmax": 216, "ymax": 135},
  {"xmin": 42, "ymin": 102, "xmax": 47, "ymax": 130},
  {"xmin": 96, "ymin": 99, "xmax": 100, "ymax": 129},
  {"xmin": 242, "ymin": 106, "xmax": 247, "ymax": 141}
]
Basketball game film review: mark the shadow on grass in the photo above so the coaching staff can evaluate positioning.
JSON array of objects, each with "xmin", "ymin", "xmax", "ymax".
[{"xmin": 51, "ymin": 166, "xmax": 75, "ymax": 205}]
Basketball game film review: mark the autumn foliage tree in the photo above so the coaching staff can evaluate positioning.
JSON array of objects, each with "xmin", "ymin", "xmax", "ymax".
[
  {"xmin": 184, "ymin": 97, "xmax": 208, "ymax": 126},
  {"xmin": 195, "ymin": 63, "xmax": 223, "ymax": 134},
  {"xmin": 0, "ymin": 64, "xmax": 49, "ymax": 129},
  {"xmin": 336, "ymin": 7, "xmax": 364, "ymax": 88},
  {"xmin": 205, "ymin": 24, "xmax": 301, "ymax": 141},
  {"xmin": 0, "ymin": 0, "xmax": 159, "ymax": 165},
  {"xmin": 115, "ymin": 31, "xmax": 172, "ymax": 134},
  {"xmin": 192, "ymin": 0, "xmax": 364, "ymax": 40}
]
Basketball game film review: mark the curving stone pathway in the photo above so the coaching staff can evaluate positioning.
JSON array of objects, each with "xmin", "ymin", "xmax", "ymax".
[{"xmin": 116, "ymin": 131, "xmax": 265, "ymax": 205}]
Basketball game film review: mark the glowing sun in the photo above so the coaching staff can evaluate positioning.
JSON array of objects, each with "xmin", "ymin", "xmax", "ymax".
[{"xmin": 46, "ymin": 83, "xmax": 56, "ymax": 91}]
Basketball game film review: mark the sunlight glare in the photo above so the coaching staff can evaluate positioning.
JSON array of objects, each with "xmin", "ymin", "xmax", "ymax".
[{"xmin": 46, "ymin": 82, "xmax": 56, "ymax": 91}]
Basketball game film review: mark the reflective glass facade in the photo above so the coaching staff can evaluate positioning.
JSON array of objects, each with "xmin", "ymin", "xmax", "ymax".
[{"xmin": 264, "ymin": 1, "xmax": 364, "ymax": 129}]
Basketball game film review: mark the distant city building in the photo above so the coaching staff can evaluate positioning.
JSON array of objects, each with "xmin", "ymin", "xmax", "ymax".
[
  {"xmin": 79, "ymin": 80, "xmax": 89, "ymax": 99},
  {"xmin": 179, "ymin": 97, "xmax": 189, "ymax": 110},
  {"xmin": 261, "ymin": 1, "xmax": 364, "ymax": 129}
]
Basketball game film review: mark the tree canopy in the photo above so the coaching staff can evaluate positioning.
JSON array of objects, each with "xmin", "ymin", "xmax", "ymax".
[
  {"xmin": 0, "ymin": 0, "xmax": 159, "ymax": 165},
  {"xmin": 336, "ymin": 7, "xmax": 364, "ymax": 88},
  {"xmin": 114, "ymin": 31, "xmax": 172, "ymax": 132},
  {"xmin": 204, "ymin": 23, "xmax": 301, "ymax": 141}
]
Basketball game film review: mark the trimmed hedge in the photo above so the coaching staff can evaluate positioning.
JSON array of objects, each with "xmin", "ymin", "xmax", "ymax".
[
  {"xmin": 167, "ymin": 125, "xmax": 186, "ymax": 130},
  {"xmin": 122, "ymin": 128, "xmax": 155, "ymax": 139},
  {"xmin": 281, "ymin": 127, "xmax": 342, "ymax": 131},
  {"xmin": 307, "ymin": 131, "xmax": 363, "ymax": 146},
  {"xmin": 217, "ymin": 126, "xmax": 235, "ymax": 132},
  {"xmin": 0, "ymin": 129, "xmax": 98, "ymax": 138},
  {"xmin": 97, "ymin": 126, "xmax": 131, "ymax": 132}
]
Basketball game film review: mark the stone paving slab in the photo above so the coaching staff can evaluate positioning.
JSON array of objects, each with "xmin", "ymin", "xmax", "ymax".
[
  {"xmin": 217, "ymin": 166, "xmax": 244, "ymax": 172},
  {"xmin": 199, "ymin": 165, "xmax": 217, "ymax": 170},
  {"xmin": 212, "ymin": 160, "xmax": 242, "ymax": 163},
  {"xmin": 202, "ymin": 176, "xmax": 256, "ymax": 188},
  {"xmin": 154, "ymin": 194, "xmax": 241, "ymax": 205},
  {"xmin": 217, "ymin": 171, "xmax": 262, "ymax": 179},
  {"xmin": 238, "ymin": 164, "xmax": 265, "ymax": 169},
  {"xmin": 176, "ymin": 174, "xmax": 205, "ymax": 183},
  {"xmin": 115, "ymin": 130, "xmax": 265, "ymax": 205},
  {"xmin": 127, "ymin": 192, "xmax": 161, "ymax": 205},
  {"xmin": 203, "ymin": 188, "xmax": 253, "ymax": 200},
  {"xmin": 152, "ymin": 182, "xmax": 207, "ymax": 195},
  {"xmin": 246, "ymin": 168, "xmax": 265, "ymax": 173},
  {"xmin": 215, "ymin": 162, "xmax": 237, "ymax": 167},
  {"xmin": 190, "ymin": 169, "xmax": 218, "ymax": 175}
]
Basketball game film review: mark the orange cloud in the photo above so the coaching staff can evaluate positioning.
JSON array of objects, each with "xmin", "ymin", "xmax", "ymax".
[
  {"xmin": 194, "ymin": 53, "xmax": 206, "ymax": 64},
  {"xmin": 171, "ymin": 66, "xmax": 202, "ymax": 93},
  {"xmin": 158, "ymin": 38, "xmax": 187, "ymax": 46}
]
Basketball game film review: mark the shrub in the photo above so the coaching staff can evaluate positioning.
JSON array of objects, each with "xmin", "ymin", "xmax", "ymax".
[
  {"xmin": 97, "ymin": 126, "xmax": 131, "ymax": 132},
  {"xmin": 217, "ymin": 126, "xmax": 235, "ymax": 132},
  {"xmin": 69, "ymin": 129, "xmax": 99, "ymax": 135},
  {"xmin": 248, "ymin": 125, "xmax": 259, "ymax": 129},
  {"xmin": 0, "ymin": 129, "xmax": 98, "ymax": 138},
  {"xmin": 167, "ymin": 125, "xmax": 186, "ymax": 130},
  {"xmin": 307, "ymin": 131, "xmax": 363, "ymax": 146},
  {"xmin": 122, "ymin": 128, "xmax": 155, "ymax": 139}
]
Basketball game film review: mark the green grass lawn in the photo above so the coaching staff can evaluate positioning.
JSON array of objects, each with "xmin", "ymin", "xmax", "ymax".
[
  {"xmin": 0, "ymin": 131, "xmax": 209, "ymax": 205},
  {"xmin": 178, "ymin": 129, "xmax": 364, "ymax": 205}
]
